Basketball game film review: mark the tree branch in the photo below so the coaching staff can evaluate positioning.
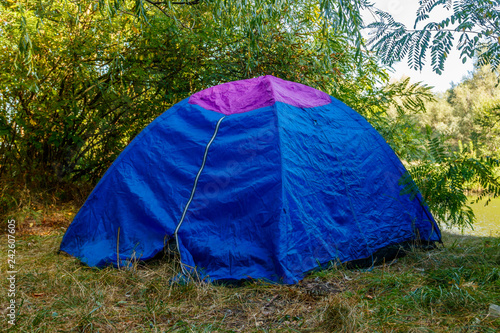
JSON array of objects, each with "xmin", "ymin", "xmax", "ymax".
[{"xmin": 143, "ymin": 0, "xmax": 190, "ymax": 29}]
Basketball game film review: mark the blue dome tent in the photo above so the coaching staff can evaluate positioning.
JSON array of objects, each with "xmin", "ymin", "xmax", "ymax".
[{"xmin": 60, "ymin": 75, "xmax": 441, "ymax": 284}]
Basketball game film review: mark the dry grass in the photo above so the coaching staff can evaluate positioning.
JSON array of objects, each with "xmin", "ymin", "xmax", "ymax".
[{"xmin": 1, "ymin": 208, "xmax": 499, "ymax": 332}]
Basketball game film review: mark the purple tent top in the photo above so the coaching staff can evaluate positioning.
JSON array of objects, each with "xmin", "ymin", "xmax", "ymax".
[{"xmin": 188, "ymin": 75, "xmax": 332, "ymax": 115}]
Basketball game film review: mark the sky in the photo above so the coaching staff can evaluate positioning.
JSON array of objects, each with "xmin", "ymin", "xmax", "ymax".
[{"xmin": 365, "ymin": 0, "xmax": 474, "ymax": 93}]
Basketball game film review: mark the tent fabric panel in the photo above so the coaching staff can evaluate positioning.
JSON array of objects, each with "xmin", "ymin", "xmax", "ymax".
[
  {"xmin": 60, "ymin": 100, "xmax": 225, "ymax": 267},
  {"xmin": 176, "ymin": 106, "xmax": 287, "ymax": 282},
  {"xmin": 277, "ymin": 102, "xmax": 371, "ymax": 282},
  {"xmin": 325, "ymin": 98, "xmax": 441, "ymax": 242},
  {"xmin": 276, "ymin": 100, "xmax": 440, "ymax": 282}
]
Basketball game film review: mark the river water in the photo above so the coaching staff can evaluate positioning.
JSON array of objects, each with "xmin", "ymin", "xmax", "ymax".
[{"xmin": 442, "ymin": 196, "xmax": 500, "ymax": 237}]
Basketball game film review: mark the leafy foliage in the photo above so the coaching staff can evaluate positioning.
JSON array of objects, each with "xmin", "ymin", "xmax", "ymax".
[
  {"xmin": 414, "ymin": 65, "xmax": 500, "ymax": 158},
  {"xmin": 383, "ymin": 66, "xmax": 500, "ymax": 230},
  {"xmin": 368, "ymin": 0, "xmax": 500, "ymax": 73},
  {"xmin": 400, "ymin": 131, "xmax": 500, "ymax": 230},
  {"xmin": 0, "ymin": 0, "xmax": 386, "ymax": 189},
  {"xmin": 1, "ymin": 1, "xmax": 194, "ymax": 184},
  {"xmin": 345, "ymin": 77, "xmax": 436, "ymax": 161},
  {"xmin": 10, "ymin": 0, "xmax": 376, "ymax": 75}
]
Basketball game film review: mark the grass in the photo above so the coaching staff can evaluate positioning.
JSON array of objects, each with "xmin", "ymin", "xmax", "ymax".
[{"xmin": 1, "ymin": 207, "xmax": 499, "ymax": 332}]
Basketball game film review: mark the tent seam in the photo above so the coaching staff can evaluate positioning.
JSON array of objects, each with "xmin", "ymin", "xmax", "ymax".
[
  {"xmin": 335, "ymin": 100, "xmax": 441, "ymax": 242},
  {"xmin": 308, "ymin": 99, "xmax": 375, "ymax": 260},
  {"xmin": 269, "ymin": 89, "xmax": 289, "ymax": 282},
  {"xmin": 174, "ymin": 115, "xmax": 226, "ymax": 276}
]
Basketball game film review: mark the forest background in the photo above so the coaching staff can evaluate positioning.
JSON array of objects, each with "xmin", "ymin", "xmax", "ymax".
[{"xmin": 1, "ymin": 0, "xmax": 500, "ymax": 231}]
